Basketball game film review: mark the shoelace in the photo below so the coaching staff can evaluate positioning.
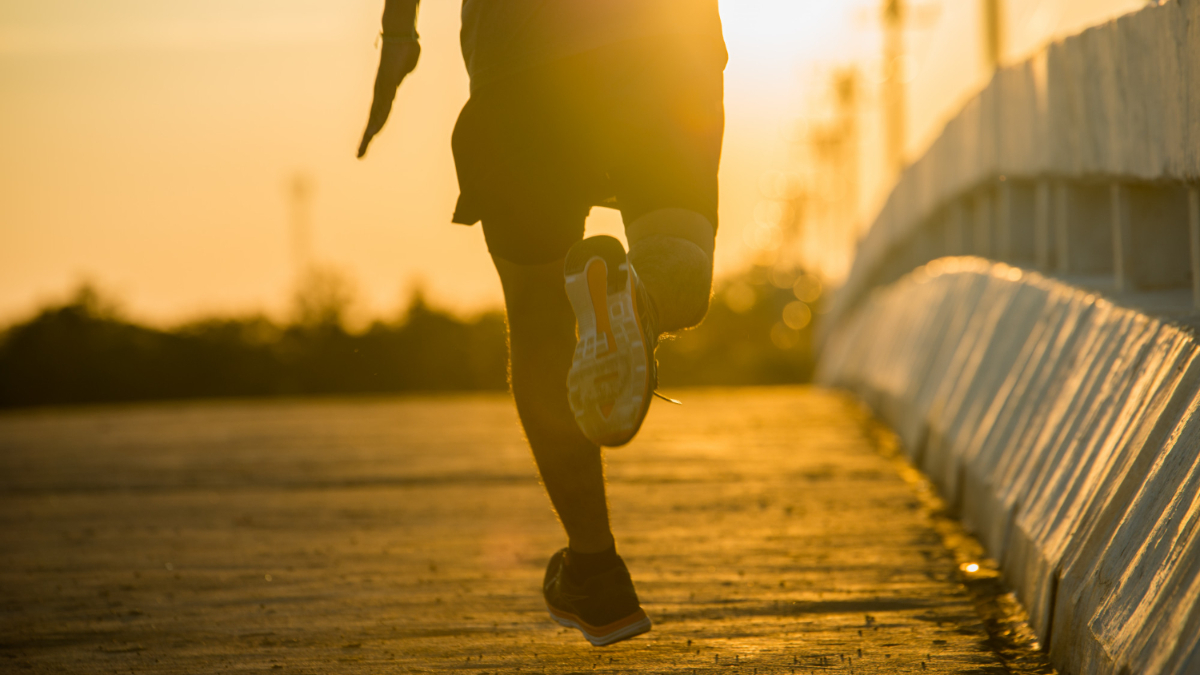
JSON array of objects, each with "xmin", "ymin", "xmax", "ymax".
[{"xmin": 653, "ymin": 390, "xmax": 682, "ymax": 405}]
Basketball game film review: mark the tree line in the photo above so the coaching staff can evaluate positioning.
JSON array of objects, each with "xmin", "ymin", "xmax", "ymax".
[{"xmin": 0, "ymin": 266, "xmax": 818, "ymax": 408}]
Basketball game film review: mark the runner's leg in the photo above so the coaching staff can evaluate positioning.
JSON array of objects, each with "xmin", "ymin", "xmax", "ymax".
[
  {"xmin": 491, "ymin": 254, "xmax": 616, "ymax": 554},
  {"xmin": 627, "ymin": 208, "xmax": 716, "ymax": 332}
]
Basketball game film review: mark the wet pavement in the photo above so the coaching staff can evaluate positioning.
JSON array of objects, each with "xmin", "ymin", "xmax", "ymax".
[{"xmin": 1, "ymin": 387, "xmax": 1044, "ymax": 673}]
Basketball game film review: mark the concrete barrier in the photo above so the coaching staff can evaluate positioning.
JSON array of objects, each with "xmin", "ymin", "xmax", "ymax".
[
  {"xmin": 816, "ymin": 1, "xmax": 1200, "ymax": 673},
  {"xmin": 828, "ymin": 0, "xmax": 1200, "ymax": 329},
  {"xmin": 818, "ymin": 258, "xmax": 1200, "ymax": 675}
]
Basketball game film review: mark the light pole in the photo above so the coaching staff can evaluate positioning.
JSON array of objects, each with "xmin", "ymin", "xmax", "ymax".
[
  {"xmin": 882, "ymin": 0, "xmax": 906, "ymax": 178},
  {"xmin": 288, "ymin": 173, "xmax": 314, "ymax": 277},
  {"xmin": 982, "ymin": 0, "xmax": 1003, "ymax": 71}
]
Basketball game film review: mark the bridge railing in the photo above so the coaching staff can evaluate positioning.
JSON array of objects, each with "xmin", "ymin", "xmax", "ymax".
[{"xmin": 829, "ymin": 0, "xmax": 1200, "ymax": 328}]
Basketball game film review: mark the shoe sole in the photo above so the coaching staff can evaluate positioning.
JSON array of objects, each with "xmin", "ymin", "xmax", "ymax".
[
  {"xmin": 564, "ymin": 236, "xmax": 651, "ymax": 447},
  {"xmin": 546, "ymin": 603, "xmax": 652, "ymax": 647}
]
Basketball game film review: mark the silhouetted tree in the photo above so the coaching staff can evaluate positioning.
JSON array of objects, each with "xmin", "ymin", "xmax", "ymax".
[{"xmin": 0, "ymin": 266, "xmax": 817, "ymax": 409}]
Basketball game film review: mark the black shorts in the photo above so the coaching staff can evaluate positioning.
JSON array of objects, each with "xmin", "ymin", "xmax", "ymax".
[{"xmin": 451, "ymin": 36, "xmax": 727, "ymax": 265}]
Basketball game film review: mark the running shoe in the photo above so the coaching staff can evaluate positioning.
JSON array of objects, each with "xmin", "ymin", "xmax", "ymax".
[
  {"xmin": 543, "ymin": 548, "xmax": 651, "ymax": 646},
  {"xmin": 564, "ymin": 235, "xmax": 662, "ymax": 447}
]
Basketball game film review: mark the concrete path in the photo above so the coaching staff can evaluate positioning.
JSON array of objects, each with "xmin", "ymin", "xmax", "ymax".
[{"xmin": 2, "ymin": 387, "xmax": 1031, "ymax": 673}]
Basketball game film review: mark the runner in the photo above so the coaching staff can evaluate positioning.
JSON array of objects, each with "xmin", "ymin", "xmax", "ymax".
[{"xmin": 358, "ymin": 0, "xmax": 726, "ymax": 646}]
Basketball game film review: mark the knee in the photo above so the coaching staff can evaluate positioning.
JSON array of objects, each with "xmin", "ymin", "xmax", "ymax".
[
  {"xmin": 491, "ymin": 255, "xmax": 577, "ymax": 349},
  {"xmin": 627, "ymin": 208, "xmax": 716, "ymax": 258}
]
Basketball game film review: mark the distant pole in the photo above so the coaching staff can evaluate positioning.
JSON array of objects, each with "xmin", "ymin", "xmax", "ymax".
[
  {"xmin": 289, "ymin": 173, "xmax": 314, "ymax": 276},
  {"xmin": 882, "ymin": 0, "xmax": 906, "ymax": 178},
  {"xmin": 983, "ymin": 0, "xmax": 1003, "ymax": 71},
  {"xmin": 836, "ymin": 71, "xmax": 861, "ymax": 236}
]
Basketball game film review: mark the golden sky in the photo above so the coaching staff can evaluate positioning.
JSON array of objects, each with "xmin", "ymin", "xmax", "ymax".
[{"xmin": 0, "ymin": 0, "xmax": 1140, "ymax": 325}]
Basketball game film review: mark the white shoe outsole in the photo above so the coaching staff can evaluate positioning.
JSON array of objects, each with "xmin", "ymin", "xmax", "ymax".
[
  {"xmin": 564, "ymin": 238, "xmax": 651, "ymax": 447},
  {"xmin": 547, "ymin": 604, "xmax": 653, "ymax": 646}
]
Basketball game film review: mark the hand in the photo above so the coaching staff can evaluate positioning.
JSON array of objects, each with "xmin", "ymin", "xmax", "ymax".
[{"xmin": 357, "ymin": 38, "xmax": 421, "ymax": 158}]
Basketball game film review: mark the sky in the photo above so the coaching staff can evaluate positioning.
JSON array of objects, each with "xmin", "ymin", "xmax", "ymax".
[{"xmin": 0, "ymin": 0, "xmax": 1142, "ymax": 326}]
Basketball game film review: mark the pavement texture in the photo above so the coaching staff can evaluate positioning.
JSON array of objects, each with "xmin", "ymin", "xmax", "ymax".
[{"xmin": 1, "ymin": 387, "xmax": 1048, "ymax": 674}]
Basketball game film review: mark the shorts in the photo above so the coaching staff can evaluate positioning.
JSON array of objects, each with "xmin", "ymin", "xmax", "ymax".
[{"xmin": 450, "ymin": 35, "xmax": 727, "ymax": 265}]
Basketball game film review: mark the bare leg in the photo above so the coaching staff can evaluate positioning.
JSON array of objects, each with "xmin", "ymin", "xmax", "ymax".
[
  {"xmin": 490, "ymin": 209, "xmax": 713, "ymax": 553},
  {"xmin": 626, "ymin": 208, "xmax": 716, "ymax": 332},
  {"xmin": 492, "ymin": 255, "xmax": 615, "ymax": 554}
]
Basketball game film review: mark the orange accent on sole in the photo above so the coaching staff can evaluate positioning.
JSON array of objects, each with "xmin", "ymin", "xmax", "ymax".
[
  {"xmin": 587, "ymin": 259, "xmax": 617, "ymax": 356},
  {"xmin": 546, "ymin": 605, "xmax": 650, "ymax": 640}
]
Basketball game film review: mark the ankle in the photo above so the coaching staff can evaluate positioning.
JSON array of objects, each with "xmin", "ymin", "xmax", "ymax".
[{"xmin": 566, "ymin": 543, "xmax": 621, "ymax": 582}]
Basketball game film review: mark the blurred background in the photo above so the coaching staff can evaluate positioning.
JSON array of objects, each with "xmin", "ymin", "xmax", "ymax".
[{"xmin": 0, "ymin": 0, "xmax": 1142, "ymax": 406}]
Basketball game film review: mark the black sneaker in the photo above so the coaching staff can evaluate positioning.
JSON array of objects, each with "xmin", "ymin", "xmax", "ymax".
[
  {"xmin": 564, "ymin": 235, "xmax": 665, "ymax": 447},
  {"xmin": 542, "ymin": 548, "xmax": 651, "ymax": 646}
]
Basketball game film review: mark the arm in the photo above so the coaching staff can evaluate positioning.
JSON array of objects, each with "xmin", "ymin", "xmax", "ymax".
[
  {"xmin": 381, "ymin": 0, "xmax": 419, "ymax": 37},
  {"xmin": 357, "ymin": 0, "xmax": 422, "ymax": 158}
]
